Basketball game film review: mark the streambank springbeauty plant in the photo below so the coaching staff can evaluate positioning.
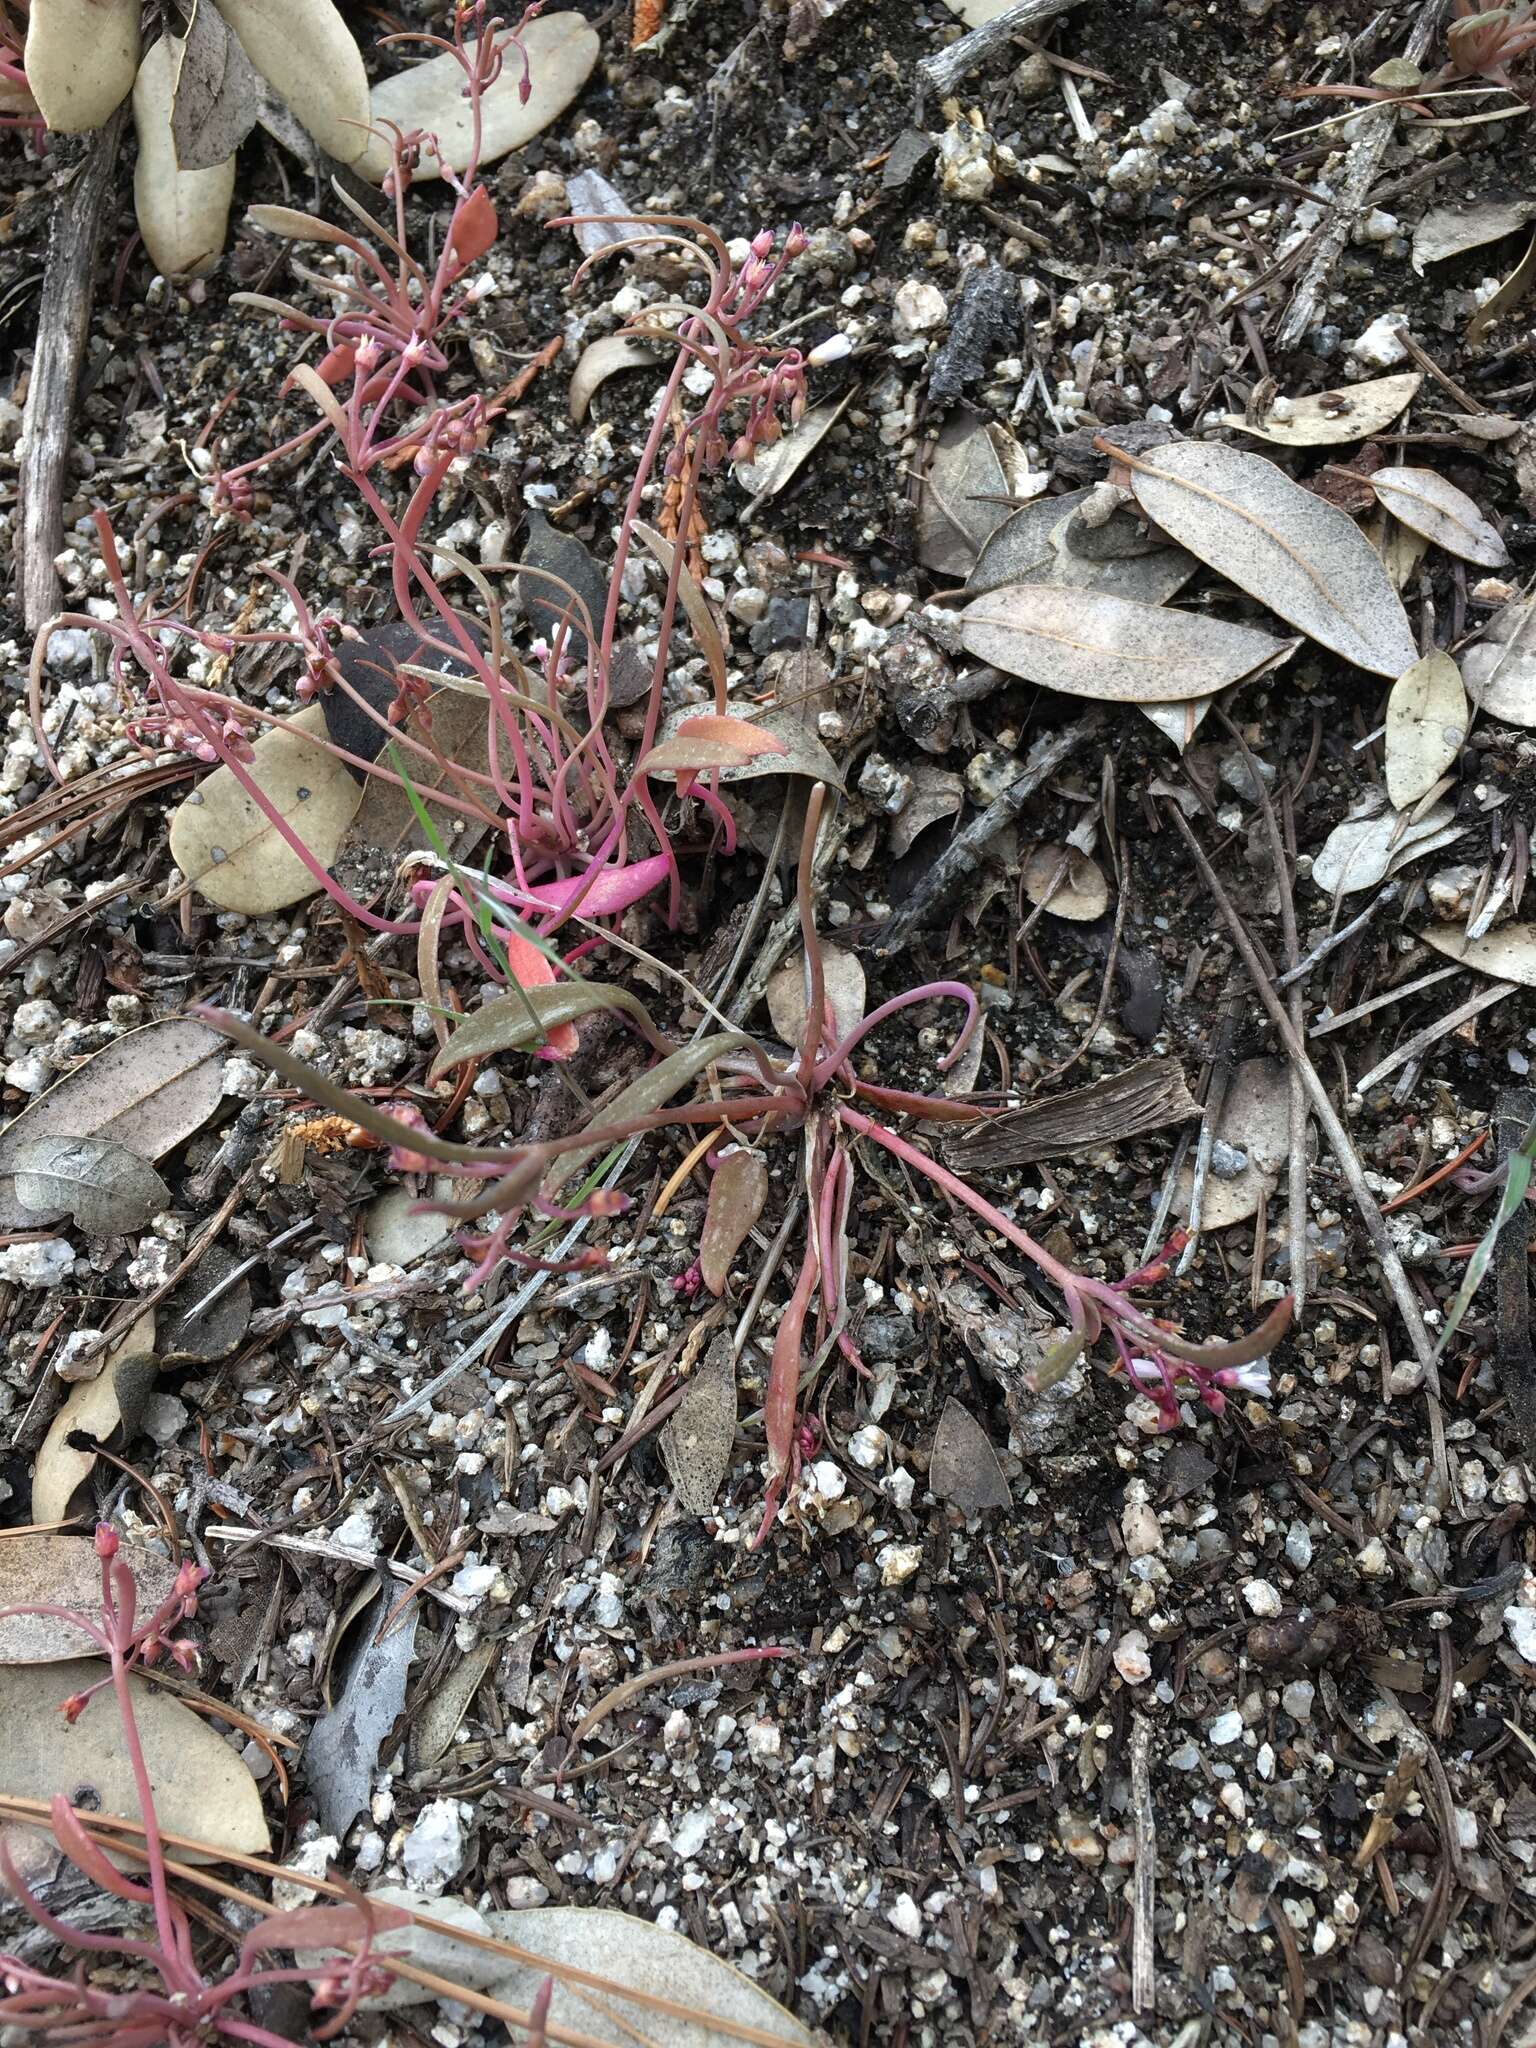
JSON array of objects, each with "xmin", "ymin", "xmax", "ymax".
[
  {"xmin": 0, "ymin": 1525, "xmax": 406, "ymax": 2046},
  {"xmin": 209, "ymin": 779, "xmax": 1292, "ymax": 1542}
]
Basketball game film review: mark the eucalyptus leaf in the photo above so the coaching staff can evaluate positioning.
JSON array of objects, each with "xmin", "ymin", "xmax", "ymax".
[
  {"xmin": 958, "ymin": 585, "xmax": 1296, "ymax": 702},
  {"xmin": 1423, "ymin": 921, "xmax": 1536, "ymax": 987},
  {"xmin": 660, "ymin": 1336, "xmax": 739, "ymax": 1512},
  {"xmin": 1370, "ymin": 466, "xmax": 1509, "ymax": 568},
  {"xmin": 1222, "ymin": 372, "xmax": 1421, "ymax": 447},
  {"xmin": 13, "ymin": 1135, "xmax": 168, "ymax": 1238},
  {"xmin": 168, "ymin": 704, "xmax": 363, "ymax": 914},
  {"xmin": 570, "ymin": 334, "xmax": 656, "ymax": 423},
  {"xmin": 698, "ymin": 1151, "xmax": 769, "ymax": 1296},
  {"xmin": 1384, "ymin": 650, "xmax": 1468, "ymax": 808},
  {"xmin": 1461, "ymin": 597, "xmax": 1536, "ymax": 727},
  {"xmin": 170, "ymin": 0, "xmax": 260, "ymax": 170},
  {"xmin": 0, "ymin": 1536, "xmax": 178, "ymax": 1665},
  {"xmin": 1116, "ymin": 438, "xmax": 1417, "ymax": 676}
]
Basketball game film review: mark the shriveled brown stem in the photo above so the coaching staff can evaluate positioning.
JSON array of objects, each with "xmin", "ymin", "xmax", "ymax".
[
  {"xmin": 19, "ymin": 110, "xmax": 127, "ymax": 631},
  {"xmin": 1164, "ymin": 803, "xmax": 1451, "ymax": 1495}
]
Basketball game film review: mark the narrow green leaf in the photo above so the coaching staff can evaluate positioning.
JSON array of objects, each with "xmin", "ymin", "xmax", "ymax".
[
  {"xmin": 1434, "ymin": 1119, "xmax": 1536, "ymax": 1360},
  {"xmin": 428, "ymin": 983, "xmax": 668, "ymax": 1081}
]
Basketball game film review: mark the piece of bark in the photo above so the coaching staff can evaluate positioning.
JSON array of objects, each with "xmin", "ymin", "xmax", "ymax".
[
  {"xmin": 945, "ymin": 1057, "xmax": 1198, "ymax": 1170},
  {"xmin": 20, "ymin": 109, "xmax": 128, "ymax": 633},
  {"xmin": 916, "ymin": 0, "xmax": 1085, "ymax": 102},
  {"xmin": 1495, "ymin": 1089, "xmax": 1536, "ymax": 1463}
]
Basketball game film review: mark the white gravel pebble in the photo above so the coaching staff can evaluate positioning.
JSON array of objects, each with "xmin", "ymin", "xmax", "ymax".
[
  {"xmin": 1243, "ymin": 1579, "xmax": 1283, "ymax": 1618},
  {"xmin": 1209, "ymin": 1710, "xmax": 1244, "ymax": 1746}
]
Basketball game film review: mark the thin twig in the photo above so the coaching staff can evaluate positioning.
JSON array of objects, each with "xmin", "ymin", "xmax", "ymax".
[
  {"xmin": 1276, "ymin": 0, "xmax": 1448, "ymax": 349},
  {"xmin": 873, "ymin": 711, "xmax": 1105, "ymax": 955},
  {"xmin": 20, "ymin": 110, "xmax": 128, "ymax": 630},
  {"xmin": 1130, "ymin": 1717, "xmax": 1156, "ymax": 2016},
  {"xmin": 916, "ymin": 0, "xmax": 1085, "ymax": 102},
  {"xmin": 1164, "ymin": 803, "xmax": 1451, "ymax": 1495},
  {"xmin": 1352, "ymin": 980, "xmax": 1515, "ymax": 1095}
]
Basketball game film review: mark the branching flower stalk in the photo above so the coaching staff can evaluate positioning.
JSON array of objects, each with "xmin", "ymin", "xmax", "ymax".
[{"xmin": 0, "ymin": 1526, "xmax": 407, "ymax": 2047}]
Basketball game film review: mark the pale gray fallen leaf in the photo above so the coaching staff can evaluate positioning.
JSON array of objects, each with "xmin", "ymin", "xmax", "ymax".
[
  {"xmin": 570, "ymin": 334, "xmax": 657, "ymax": 423},
  {"xmin": 890, "ymin": 762, "xmax": 965, "ymax": 858},
  {"xmin": 1311, "ymin": 798, "xmax": 1466, "ymax": 897},
  {"xmin": 733, "ymin": 391, "xmax": 856, "ymax": 500},
  {"xmin": 1118, "ymin": 438, "xmax": 1417, "ymax": 676},
  {"xmin": 171, "ymin": 0, "xmax": 260, "ymax": 169},
  {"xmin": 1139, "ymin": 698, "xmax": 1214, "ymax": 750},
  {"xmin": 133, "ymin": 32, "xmax": 237, "ymax": 276},
  {"xmin": 1423, "ymin": 921, "xmax": 1536, "ymax": 987},
  {"xmin": 0, "ymin": 1535, "xmax": 178, "ymax": 1665},
  {"xmin": 959, "ymin": 585, "xmax": 1296, "ymax": 702},
  {"xmin": 364, "ymin": 1179, "xmax": 459, "ymax": 1266},
  {"xmin": 766, "ymin": 942, "xmax": 865, "ymax": 1046},
  {"xmin": 168, "ymin": 704, "xmax": 363, "ymax": 914},
  {"xmin": 1370, "ymin": 465, "xmax": 1509, "ymax": 568},
  {"xmin": 660, "ymin": 1337, "xmax": 738, "ymax": 1514},
  {"xmin": 161, "ymin": 1242, "xmax": 253, "ymax": 1363},
  {"xmin": 1469, "ymin": 226, "xmax": 1536, "ymax": 343},
  {"xmin": 1022, "ymin": 843, "xmax": 1108, "ymax": 921},
  {"xmin": 917, "ymin": 416, "xmax": 1029, "ymax": 578},
  {"xmin": 409, "ymin": 1641, "xmax": 497, "ymax": 1772},
  {"xmin": 1461, "ymin": 596, "xmax": 1536, "ymax": 726},
  {"xmin": 564, "ymin": 168, "xmax": 662, "ymax": 258},
  {"xmin": 929, "ymin": 1399, "xmax": 1010, "ymax": 1512},
  {"xmin": 1413, "ymin": 196, "xmax": 1536, "ymax": 272},
  {"xmin": 13, "ymin": 1135, "xmax": 169, "ymax": 1238},
  {"xmin": 1384, "ymin": 650, "xmax": 1468, "ymax": 808},
  {"xmin": 0, "ymin": 1015, "xmax": 222, "ymax": 1237},
  {"xmin": 342, "ymin": 1889, "xmax": 813, "ymax": 2042},
  {"xmin": 306, "ymin": 1596, "xmax": 417, "ymax": 1837},
  {"xmin": 357, "ymin": 14, "xmax": 599, "ymax": 180},
  {"xmin": 1222, "ymin": 371, "xmax": 1421, "ymax": 447},
  {"xmin": 1175, "ymin": 1057, "xmax": 1291, "ymax": 1232},
  {"xmin": 969, "ymin": 492, "xmax": 1195, "ymax": 605},
  {"xmin": 1367, "ymin": 507, "xmax": 1431, "ymax": 593},
  {"xmin": 0, "ymin": 1658, "xmax": 268, "ymax": 1862}
]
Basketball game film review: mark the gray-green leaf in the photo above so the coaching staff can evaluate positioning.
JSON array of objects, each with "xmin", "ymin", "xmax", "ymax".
[{"xmin": 14, "ymin": 1135, "xmax": 169, "ymax": 1236}]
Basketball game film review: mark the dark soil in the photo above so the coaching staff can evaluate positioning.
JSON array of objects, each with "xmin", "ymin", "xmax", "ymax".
[{"xmin": 4, "ymin": 1, "xmax": 1536, "ymax": 2044}]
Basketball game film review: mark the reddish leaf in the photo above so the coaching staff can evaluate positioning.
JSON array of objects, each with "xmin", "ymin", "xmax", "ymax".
[
  {"xmin": 312, "ymin": 342, "xmax": 357, "ymax": 387},
  {"xmin": 699, "ymin": 1148, "xmax": 769, "ymax": 1295},
  {"xmin": 451, "ymin": 185, "xmax": 498, "ymax": 266},
  {"xmin": 502, "ymin": 933, "xmax": 578, "ymax": 1059}
]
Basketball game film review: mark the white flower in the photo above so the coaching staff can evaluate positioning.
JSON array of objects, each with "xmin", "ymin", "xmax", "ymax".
[{"xmin": 1221, "ymin": 1359, "xmax": 1272, "ymax": 1399}]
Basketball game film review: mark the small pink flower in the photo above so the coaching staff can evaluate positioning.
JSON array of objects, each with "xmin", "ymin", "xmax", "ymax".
[{"xmin": 94, "ymin": 1524, "xmax": 120, "ymax": 1561}]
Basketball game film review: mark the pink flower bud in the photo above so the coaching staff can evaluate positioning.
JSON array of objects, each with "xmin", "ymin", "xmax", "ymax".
[{"xmin": 94, "ymin": 1524, "xmax": 119, "ymax": 1561}]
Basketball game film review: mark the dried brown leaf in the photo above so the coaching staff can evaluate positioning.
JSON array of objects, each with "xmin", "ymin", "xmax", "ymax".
[{"xmin": 0, "ymin": 1535, "xmax": 178, "ymax": 1665}]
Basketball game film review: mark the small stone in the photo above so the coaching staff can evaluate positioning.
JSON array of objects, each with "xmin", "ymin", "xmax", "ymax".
[
  {"xmin": 1348, "ymin": 315, "xmax": 1410, "ymax": 369},
  {"xmin": 1113, "ymin": 1629, "xmax": 1152, "ymax": 1684},
  {"xmin": 847, "ymin": 1424, "xmax": 890, "ymax": 1469},
  {"xmin": 1121, "ymin": 1481, "xmax": 1162, "ymax": 1558},
  {"xmin": 1209, "ymin": 1710, "xmax": 1244, "ymax": 1746},
  {"xmin": 893, "ymin": 279, "xmax": 948, "ymax": 339},
  {"xmin": 1282, "ymin": 1679, "xmax": 1315, "ymax": 1721},
  {"xmin": 888, "ymin": 1892, "xmax": 923, "ymax": 1940},
  {"xmin": 1107, "ymin": 147, "xmax": 1159, "ymax": 195},
  {"xmin": 1011, "ymin": 51, "xmax": 1054, "ymax": 99},
  {"xmin": 1285, "ymin": 1521, "xmax": 1314, "ymax": 1569},
  {"xmin": 1060, "ymin": 1815, "xmax": 1104, "ymax": 1865},
  {"xmin": 0, "ymin": 1239, "xmax": 74, "ymax": 1288},
  {"xmin": 857, "ymin": 753, "xmax": 914, "ymax": 815},
  {"xmin": 1243, "ymin": 1579, "xmax": 1283, "ymax": 1618},
  {"xmin": 45, "ymin": 629, "xmax": 92, "ymax": 672},
  {"xmin": 1356, "ymin": 1536, "xmax": 1391, "ymax": 1578},
  {"xmin": 1209, "ymin": 1139, "xmax": 1250, "ymax": 1180},
  {"xmin": 401, "ymin": 1799, "xmax": 465, "ymax": 1886},
  {"xmin": 877, "ymin": 1541, "xmax": 922, "ymax": 1586},
  {"xmin": 937, "ymin": 121, "xmax": 995, "ymax": 202}
]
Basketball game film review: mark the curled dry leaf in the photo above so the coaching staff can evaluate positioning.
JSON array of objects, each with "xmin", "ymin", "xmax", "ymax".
[
  {"xmin": 1022, "ymin": 844, "xmax": 1109, "ymax": 922},
  {"xmin": 1413, "ymin": 197, "xmax": 1536, "ymax": 271},
  {"xmin": 1311, "ymin": 798, "xmax": 1466, "ymax": 898},
  {"xmin": 570, "ymin": 334, "xmax": 656, "ymax": 423},
  {"xmin": 699, "ymin": 1149, "xmax": 769, "ymax": 1295},
  {"xmin": 890, "ymin": 762, "xmax": 964, "ymax": 858},
  {"xmin": 24, "ymin": 0, "xmax": 140, "ymax": 133},
  {"xmin": 0, "ymin": 1535, "xmax": 178, "ymax": 1665},
  {"xmin": 1384, "ymin": 650, "xmax": 1469, "ymax": 808},
  {"xmin": 306, "ymin": 1597, "xmax": 417, "ymax": 1836},
  {"xmin": 13, "ymin": 1134, "xmax": 169, "ymax": 1238},
  {"xmin": 1468, "ymin": 227, "xmax": 1536, "ymax": 344},
  {"xmin": 917, "ymin": 416, "xmax": 1031, "ymax": 578},
  {"xmin": 211, "ymin": 0, "xmax": 368, "ymax": 164},
  {"xmin": 1423, "ymin": 921, "xmax": 1536, "ymax": 987},
  {"xmin": 660, "ymin": 1336, "xmax": 739, "ymax": 1513},
  {"xmin": 357, "ymin": 14, "xmax": 600, "ymax": 181},
  {"xmin": 1461, "ymin": 596, "xmax": 1536, "ymax": 726},
  {"xmin": 1222, "ymin": 371, "xmax": 1421, "ymax": 447},
  {"xmin": 968, "ymin": 488, "xmax": 1195, "ymax": 606},
  {"xmin": 33, "ymin": 1328, "xmax": 158, "ymax": 1527},
  {"xmin": 733, "ymin": 391, "xmax": 856, "ymax": 500},
  {"xmin": 640, "ymin": 716, "xmax": 788, "ymax": 780},
  {"xmin": 958, "ymin": 585, "xmax": 1296, "ymax": 703},
  {"xmin": 766, "ymin": 943, "xmax": 866, "ymax": 1046},
  {"xmin": 168, "ymin": 703, "xmax": 364, "ymax": 913},
  {"xmin": 929, "ymin": 1398, "xmax": 1011, "ymax": 1513},
  {"xmin": 171, "ymin": 0, "xmax": 261, "ymax": 169},
  {"xmin": 1116, "ymin": 439, "xmax": 1417, "ymax": 676},
  {"xmin": 1370, "ymin": 466, "xmax": 1509, "ymax": 568},
  {"xmin": 409, "ymin": 1641, "xmax": 498, "ymax": 1772},
  {"xmin": 0, "ymin": 1017, "xmax": 223, "ymax": 1232},
  {"xmin": 1176, "ymin": 1056, "xmax": 1291, "ymax": 1232},
  {"xmin": 133, "ymin": 33, "xmax": 237, "ymax": 277},
  {"xmin": 1368, "ymin": 507, "xmax": 1430, "ymax": 593},
  {"xmin": 0, "ymin": 1658, "xmax": 268, "ymax": 1862}
]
